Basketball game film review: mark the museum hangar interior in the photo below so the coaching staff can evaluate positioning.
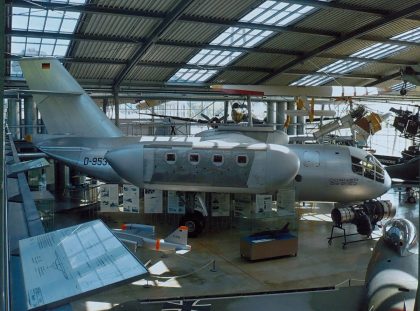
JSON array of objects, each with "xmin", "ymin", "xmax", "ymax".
[{"xmin": 1, "ymin": 0, "xmax": 420, "ymax": 310}]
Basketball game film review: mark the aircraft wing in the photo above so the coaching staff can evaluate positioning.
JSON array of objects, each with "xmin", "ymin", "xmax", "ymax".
[
  {"xmin": 211, "ymin": 84, "xmax": 388, "ymax": 97},
  {"xmin": 112, "ymin": 230, "xmax": 146, "ymax": 248}
]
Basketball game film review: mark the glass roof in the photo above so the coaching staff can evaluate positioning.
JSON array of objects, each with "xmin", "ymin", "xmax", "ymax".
[
  {"xmin": 391, "ymin": 81, "xmax": 416, "ymax": 92},
  {"xmin": 169, "ymin": 1, "xmax": 324, "ymax": 83},
  {"xmin": 290, "ymin": 75, "xmax": 334, "ymax": 86},
  {"xmin": 391, "ymin": 26, "xmax": 420, "ymax": 43},
  {"xmin": 188, "ymin": 49, "xmax": 242, "ymax": 66},
  {"xmin": 240, "ymin": 1, "xmax": 316, "ymax": 26},
  {"xmin": 350, "ymin": 43, "xmax": 406, "ymax": 59},
  {"xmin": 290, "ymin": 26, "xmax": 419, "ymax": 86},
  {"xmin": 168, "ymin": 68, "xmax": 218, "ymax": 83},
  {"xmin": 10, "ymin": 1, "xmax": 85, "ymax": 76}
]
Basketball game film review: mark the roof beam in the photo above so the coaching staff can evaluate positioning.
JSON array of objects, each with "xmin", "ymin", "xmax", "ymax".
[
  {"xmin": 9, "ymin": 0, "xmax": 420, "ymax": 22},
  {"xmin": 8, "ymin": 30, "xmax": 418, "ymax": 66},
  {"xmin": 255, "ymin": 3, "xmax": 420, "ymax": 84},
  {"xmin": 366, "ymin": 71, "xmax": 401, "ymax": 86},
  {"xmin": 113, "ymin": 0, "xmax": 194, "ymax": 88}
]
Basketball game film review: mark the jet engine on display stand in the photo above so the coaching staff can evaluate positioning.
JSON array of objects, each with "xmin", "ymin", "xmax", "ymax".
[{"xmin": 328, "ymin": 200, "xmax": 396, "ymax": 248}]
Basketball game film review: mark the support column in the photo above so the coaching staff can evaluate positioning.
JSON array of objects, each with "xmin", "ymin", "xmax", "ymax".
[
  {"xmin": 24, "ymin": 96, "xmax": 35, "ymax": 138},
  {"xmin": 113, "ymin": 90, "xmax": 119, "ymax": 127},
  {"xmin": 7, "ymin": 99, "xmax": 19, "ymax": 139},
  {"xmin": 266, "ymin": 101, "xmax": 274, "ymax": 125},
  {"xmin": 287, "ymin": 101, "xmax": 296, "ymax": 136},
  {"xmin": 276, "ymin": 102, "xmax": 286, "ymax": 130},
  {"xmin": 224, "ymin": 100, "xmax": 229, "ymax": 124},
  {"xmin": 247, "ymin": 95, "xmax": 253, "ymax": 127},
  {"xmin": 297, "ymin": 115, "xmax": 305, "ymax": 135},
  {"xmin": 102, "ymin": 98, "xmax": 108, "ymax": 114}
]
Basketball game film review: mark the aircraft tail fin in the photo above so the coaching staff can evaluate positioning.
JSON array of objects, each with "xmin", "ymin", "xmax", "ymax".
[
  {"xmin": 165, "ymin": 226, "xmax": 189, "ymax": 245},
  {"xmin": 19, "ymin": 57, "xmax": 123, "ymax": 137}
]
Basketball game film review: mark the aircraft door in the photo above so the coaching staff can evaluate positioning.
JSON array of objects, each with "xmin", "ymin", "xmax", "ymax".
[{"xmin": 303, "ymin": 151, "xmax": 320, "ymax": 167}]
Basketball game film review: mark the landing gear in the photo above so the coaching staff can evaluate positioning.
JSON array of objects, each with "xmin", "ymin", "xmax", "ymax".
[{"xmin": 180, "ymin": 211, "xmax": 205, "ymax": 238}]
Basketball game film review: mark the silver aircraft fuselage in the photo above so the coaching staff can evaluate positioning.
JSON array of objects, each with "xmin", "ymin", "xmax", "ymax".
[{"xmin": 37, "ymin": 135, "xmax": 391, "ymax": 202}]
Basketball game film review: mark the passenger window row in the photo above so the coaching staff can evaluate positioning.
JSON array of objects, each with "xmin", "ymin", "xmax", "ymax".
[{"xmin": 165, "ymin": 152, "xmax": 248, "ymax": 166}]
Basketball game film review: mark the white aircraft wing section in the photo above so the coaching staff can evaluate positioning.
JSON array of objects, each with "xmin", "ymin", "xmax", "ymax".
[
  {"xmin": 19, "ymin": 220, "xmax": 148, "ymax": 310},
  {"xmin": 211, "ymin": 85, "xmax": 388, "ymax": 97}
]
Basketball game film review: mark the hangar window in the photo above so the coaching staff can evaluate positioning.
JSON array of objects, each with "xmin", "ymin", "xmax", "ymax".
[
  {"xmin": 189, "ymin": 153, "xmax": 200, "ymax": 165},
  {"xmin": 236, "ymin": 155, "xmax": 248, "ymax": 166},
  {"xmin": 166, "ymin": 153, "xmax": 176, "ymax": 164},
  {"xmin": 213, "ymin": 154, "xmax": 224, "ymax": 166}
]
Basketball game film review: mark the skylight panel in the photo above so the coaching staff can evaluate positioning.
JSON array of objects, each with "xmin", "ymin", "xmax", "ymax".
[
  {"xmin": 350, "ymin": 43, "xmax": 407, "ymax": 59},
  {"xmin": 391, "ymin": 81, "xmax": 416, "ymax": 92},
  {"xmin": 12, "ymin": 7, "xmax": 80, "ymax": 33},
  {"xmin": 211, "ymin": 27, "xmax": 273, "ymax": 48},
  {"xmin": 188, "ymin": 50, "xmax": 242, "ymax": 66},
  {"xmin": 391, "ymin": 27, "xmax": 420, "ymax": 43},
  {"xmin": 318, "ymin": 60, "xmax": 366, "ymax": 74},
  {"xmin": 290, "ymin": 75, "xmax": 334, "ymax": 86},
  {"xmin": 11, "ymin": 36, "xmax": 70, "ymax": 57},
  {"xmin": 240, "ymin": 1, "xmax": 316, "ymax": 26},
  {"xmin": 169, "ymin": 68, "xmax": 218, "ymax": 83}
]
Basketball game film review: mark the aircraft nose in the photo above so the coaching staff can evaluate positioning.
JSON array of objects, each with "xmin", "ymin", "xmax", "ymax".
[
  {"xmin": 105, "ymin": 144, "xmax": 143, "ymax": 186},
  {"xmin": 383, "ymin": 169, "xmax": 392, "ymax": 193}
]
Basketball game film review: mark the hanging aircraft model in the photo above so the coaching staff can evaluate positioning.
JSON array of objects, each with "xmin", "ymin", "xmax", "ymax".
[
  {"xmin": 399, "ymin": 65, "xmax": 420, "ymax": 95},
  {"xmin": 19, "ymin": 57, "xmax": 392, "ymax": 236}
]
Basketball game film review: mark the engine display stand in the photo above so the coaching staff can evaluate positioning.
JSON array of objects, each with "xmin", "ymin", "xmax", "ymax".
[{"xmin": 327, "ymin": 224, "xmax": 380, "ymax": 249}]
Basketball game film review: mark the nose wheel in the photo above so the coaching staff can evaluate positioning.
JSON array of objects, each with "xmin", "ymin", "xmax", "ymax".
[{"xmin": 180, "ymin": 211, "xmax": 205, "ymax": 238}]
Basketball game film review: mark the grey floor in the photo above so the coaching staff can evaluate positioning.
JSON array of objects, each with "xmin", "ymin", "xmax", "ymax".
[{"xmin": 39, "ymin": 188, "xmax": 418, "ymax": 311}]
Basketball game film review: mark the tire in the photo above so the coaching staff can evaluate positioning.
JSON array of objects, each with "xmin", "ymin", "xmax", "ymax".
[
  {"xmin": 180, "ymin": 211, "xmax": 205, "ymax": 238},
  {"xmin": 407, "ymin": 196, "xmax": 416, "ymax": 204}
]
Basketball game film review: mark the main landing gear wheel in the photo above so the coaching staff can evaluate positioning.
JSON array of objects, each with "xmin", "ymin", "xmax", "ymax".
[{"xmin": 180, "ymin": 211, "xmax": 205, "ymax": 238}]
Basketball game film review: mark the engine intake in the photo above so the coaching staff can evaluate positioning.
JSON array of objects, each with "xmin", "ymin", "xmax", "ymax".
[{"xmin": 331, "ymin": 200, "xmax": 395, "ymax": 236}]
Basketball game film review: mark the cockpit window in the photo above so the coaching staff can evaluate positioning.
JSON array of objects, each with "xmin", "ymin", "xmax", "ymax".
[{"xmin": 351, "ymin": 155, "xmax": 384, "ymax": 183}]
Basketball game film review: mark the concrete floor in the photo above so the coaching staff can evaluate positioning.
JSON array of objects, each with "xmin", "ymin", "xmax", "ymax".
[{"xmin": 38, "ymin": 188, "xmax": 418, "ymax": 311}]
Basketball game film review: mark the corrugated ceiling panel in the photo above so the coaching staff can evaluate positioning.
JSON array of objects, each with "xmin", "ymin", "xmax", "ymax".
[
  {"xmin": 387, "ymin": 47, "xmax": 420, "ymax": 62},
  {"xmin": 235, "ymin": 53, "xmax": 296, "ymax": 69},
  {"xmin": 160, "ymin": 21, "xmax": 225, "ymax": 44},
  {"xmin": 81, "ymin": 14, "xmax": 159, "ymax": 39},
  {"xmin": 363, "ymin": 19, "xmax": 420, "ymax": 38},
  {"xmin": 341, "ymin": 0, "xmax": 420, "ymax": 11},
  {"xmin": 69, "ymin": 63, "xmax": 124, "ymax": 79},
  {"xmin": 353, "ymin": 62, "xmax": 395, "ymax": 76},
  {"xmin": 323, "ymin": 39, "xmax": 380, "ymax": 56},
  {"xmin": 73, "ymin": 41, "xmax": 137, "ymax": 60},
  {"xmin": 290, "ymin": 57, "xmax": 338, "ymax": 72},
  {"xmin": 184, "ymin": 0, "xmax": 258, "ymax": 20},
  {"xmin": 95, "ymin": 0, "xmax": 177, "ymax": 13},
  {"xmin": 296, "ymin": 9, "xmax": 380, "ymax": 33},
  {"xmin": 262, "ymin": 32, "xmax": 332, "ymax": 52},
  {"xmin": 126, "ymin": 66, "xmax": 174, "ymax": 82},
  {"xmin": 141, "ymin": 45, "xmax": 196, "ymax": 63},
  {"xmin": 324, "ymin": 77, "xmax": 377, "ymax": 87},
  {"xmin": 265, "ymin": 73, "xmax": 300, "ymax": 86},
  {"xmin": 211, "ymin": 70, "xmax": 268, "ymax": 84}
]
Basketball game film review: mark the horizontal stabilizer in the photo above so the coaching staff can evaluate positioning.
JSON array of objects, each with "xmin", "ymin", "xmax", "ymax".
[
  {"xmin": 122, "ymin": 224, "xmax": 155, "ymax": 238},
  {"xmin": 165, "ymin": 226, "xmax": 189, "ymax": 246}
]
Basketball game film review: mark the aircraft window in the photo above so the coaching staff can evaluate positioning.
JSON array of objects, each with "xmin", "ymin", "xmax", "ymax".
[
  {"xmin": 351, "ymin": 156, "xmax": 384, "ymax": 183},
  {"xmin": 166, "ymin": 153, "xmax": 176, "ymax": 164},
  {"xmin": 189, "ymin": 153, "xmax": 200, "ymax": 164},
  {"xmin": 236, "ymin": 155, "xmax": 248, "ymax": 166},
  {"xmin": 213, "ymin": 154, "xmax": 224, "ymax": 166}
]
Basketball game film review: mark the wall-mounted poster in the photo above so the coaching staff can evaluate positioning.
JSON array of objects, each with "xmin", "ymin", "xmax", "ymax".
[
  {"xmin": 233, "ymin": 193, "xmax": 252, "ymax": 218},
  {"xmin": 210, "ymin": 193, "xmax": 230, "ymax": 217},
  {"xmin": 167, "ymin": 191, "xmax": 186, "ymax": 214},
  {"xmin": 123, "ymin": 184, "xmax": 140, "ymax": 213},
  {"xmin": 144, "ymin": 189, "xmax": 163, "ymax": 214},
  {"xmin": 99, "ymin": 184, "xmax": 119, "ymax": 212},
  {"xmin": 255, "ymin": 194, "xmax": 272, "ymax": 216}
]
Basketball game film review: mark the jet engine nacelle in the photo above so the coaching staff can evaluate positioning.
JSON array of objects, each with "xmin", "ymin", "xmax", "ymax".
[{"xmin": 331, "ymin": 200, "xmax": 395, "ymax": 236}]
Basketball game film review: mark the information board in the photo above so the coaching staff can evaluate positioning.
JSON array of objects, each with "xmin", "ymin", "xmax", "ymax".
[{"xmin": 19, "ymin": 220, "xmax": 148, "ymax": 310}]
